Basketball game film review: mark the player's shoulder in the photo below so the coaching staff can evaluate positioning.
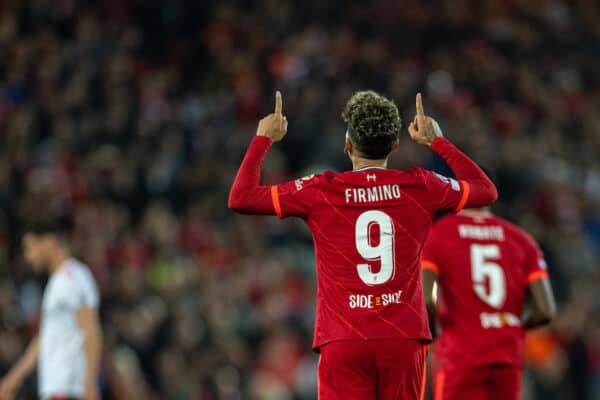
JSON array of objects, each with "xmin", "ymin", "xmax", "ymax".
[
  {"xmin": 405, "ymin": 166, "xmax": 429, "ymax": 177},
  {"xmin": 407, "ymin": 167, "xmax": 462, "ymax": 190},
  {"xmin": 402, "ymin": 167, "xmax": 432, "ymax": 183},
  {"xmin": 329, "ymin": 168, "xmax": 419, "ymax": 184},
  {"xmin": 405, "ymin": 167, "xmax": 446, "ymax": 180},
  {"xmin": 431, "ymin": 212, "xmax": 462, "ymax": 232},
  {"xmin": 65, "ymin": 258, "xmax": 91, "ymax": 272},
  {"xmin": 58, "ymin": 258, "xmax": 95, "ymax": 284},
  {"xmin": 278, "ymin": 172, "xmax": 324, "ymax": 194},
  {"xmin": 433, "ymin": 213, "xmax": 465, "ymax": 227},
  {"xmin": 494, "ymin": 216, "xmax": 540, "ymax": 248}
]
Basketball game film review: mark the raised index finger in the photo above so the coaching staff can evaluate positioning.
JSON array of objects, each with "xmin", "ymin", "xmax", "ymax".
[
  {"xmin": 416, "ymin": 92, "xmax": 425, "ymax": 117},
  {"xmin": 275, "ymin": 90, "xmax": 282, "ymax": 114}
]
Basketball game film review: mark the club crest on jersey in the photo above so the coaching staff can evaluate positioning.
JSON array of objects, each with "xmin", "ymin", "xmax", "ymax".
[{"xmin": 294, "ymin": 174, "xmax": 315, "ymax": 191}]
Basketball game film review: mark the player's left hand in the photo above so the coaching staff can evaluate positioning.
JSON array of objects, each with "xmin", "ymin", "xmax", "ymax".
[{"xmin": 256, "ymin": 91, "xmax": 288, "ymax": 142}]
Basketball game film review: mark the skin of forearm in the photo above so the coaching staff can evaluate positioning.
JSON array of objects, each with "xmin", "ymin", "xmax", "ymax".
[
  {"xmin": 426, "ymin": 303, "xmax": 438, "ymax": 338},
  {"xmin": 83, "ymin": 325, "xmax": 102, "ymax": 386},
  {"xmin": 10, "ymin": 336, "xmax": 39, "ymax": 382},
  {"xmin": 522, "ymin": 311, "xmax": 551, "ymax": 329},
  {"xmin": 421, "ymin": 270, "xmax": 439, "ymax": 338}
]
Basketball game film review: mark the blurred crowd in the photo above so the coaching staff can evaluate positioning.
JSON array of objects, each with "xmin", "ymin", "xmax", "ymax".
[{"xmin": 0, "ymin": 0, "xmax": 599, "ymax": 399}]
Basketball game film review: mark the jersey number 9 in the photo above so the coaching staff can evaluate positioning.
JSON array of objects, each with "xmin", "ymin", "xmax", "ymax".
[{"xmin": 355, "ymin": 210, "xmax": 395, "ymax": 285}]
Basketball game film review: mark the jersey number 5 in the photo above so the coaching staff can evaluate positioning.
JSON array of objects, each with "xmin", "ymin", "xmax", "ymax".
[
  {"xmin": 470, "ymin": 244, "xmax": 506, "ymax": 308},
  {"xmin": 355, "ymin": 210, "xmax": 395, "ymax": 285}
]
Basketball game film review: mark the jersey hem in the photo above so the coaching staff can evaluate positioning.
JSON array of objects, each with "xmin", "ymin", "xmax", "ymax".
[
  {"xmin": 434, "ymin": 358, "xmax": 525, "ymax": 369},
  {"xmin": 312, "ymin": 336, "xmax": 432, "ymax": 352},
  {"xmin": 39, "ymin": 390, "xmax": 84, "ymax": 398}
]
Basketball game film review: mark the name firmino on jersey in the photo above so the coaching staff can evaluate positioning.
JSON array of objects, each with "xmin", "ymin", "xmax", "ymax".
[
  {"xmin": 458, "ymin": 225, "xmax": 505, "ymax": 241},
  {"xmin": 344, "ymin": 184, "xmax": 401, "ymax": 204}
]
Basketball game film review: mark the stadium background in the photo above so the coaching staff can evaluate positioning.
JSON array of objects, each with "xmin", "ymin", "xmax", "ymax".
[{"xmin": 0, "ymin": 0, "xmax": 598, "ymax": 399}]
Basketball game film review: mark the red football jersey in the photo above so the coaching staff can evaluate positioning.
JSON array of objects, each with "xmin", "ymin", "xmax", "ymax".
[
  {"xmin": 422, "ymin": 210, "xmax": 549, "ymax": 368},
  {"xmin": 230, "ymin": 136, "xmax": 498, "ymax": 350},
  {"xmin": 272, "ymin": 165, "xmax": 467, "ymax": 349}
]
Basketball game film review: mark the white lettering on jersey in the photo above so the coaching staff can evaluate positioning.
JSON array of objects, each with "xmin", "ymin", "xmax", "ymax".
[
  {"xmin": 294, "ymin": 174, "xmax": 315, "ymax": 191},
  {"xmin": 349, "ymin": 290, "xmax": 403, "ymax": 309},
  {"xmin": 480, "ymin": 312, "xmax": 521, "ymax": 329},
  {"xmin": 459, "ymin": 225, "xmax": 505, "ymax": 241},
  {"xmin": 349, "ymin": 294, "xmax": 374, "ymax": 309},
  {"xmin": 344, "ymin": 184, "xmax": 401, "ymax": 204}
]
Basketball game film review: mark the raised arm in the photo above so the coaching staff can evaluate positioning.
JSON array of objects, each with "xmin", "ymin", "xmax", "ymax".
[
  {"xmin": 429, "ymin": 138, "xmax": 498, "ymax": 208},
  {"xmin": 408, "ymin": 94, "xmax": 498, "ymax": 208},
  {"xmin": 228, "ymin": 91, "xmax": 288, "ymax": 214}
]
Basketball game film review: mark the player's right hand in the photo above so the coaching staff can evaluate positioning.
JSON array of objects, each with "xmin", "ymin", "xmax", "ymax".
[
  {"xmin": 256, "ymin": 91, "xmax": 288, "ymax": 142},
  {"xmin": 408, "ymin": 93, "xmax": 444, "ymax": 146}
]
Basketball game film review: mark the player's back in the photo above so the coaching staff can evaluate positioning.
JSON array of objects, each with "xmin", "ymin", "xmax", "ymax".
[
  {"xmin": 422, "ymin": 210, "xmax": 548, "ymax": 367},
  {"xmin": 288, "ymin": 166, "xmax": 466, "ymax": 349}
]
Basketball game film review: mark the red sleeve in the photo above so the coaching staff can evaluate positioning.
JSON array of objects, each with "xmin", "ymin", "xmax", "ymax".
[
  {"xmin": 522, "ymin": 235, "xmax": 549, "ymax": 285},
  {"xmin": 271, "ymin": 175, "xmax": 320, "ymax": 219},
  {"xmin": 228, "ymin": 136, "xmax": 277, "ymax": 215},
  {"xmin": 417, "ymin": 169, "xmax": 465, "ymax": 212},
  {"xmin": 421, "ymin": 225, "xmax": 444, "ymax": 276},
  {"xmin": 429, "ymin": 137, "xmax": 498, "ymax": 212},
  {"xmin": 228, "ymin": 136, "xmax": 319, "ymax": 218}
]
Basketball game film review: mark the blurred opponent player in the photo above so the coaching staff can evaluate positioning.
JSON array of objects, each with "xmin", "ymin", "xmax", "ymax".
[
  {"xmin": 229, "ymin": 91, "xmax": 497, "ymax": 399},
  {"xmin": 0, "ymin": 223, "xmax": 102, "ymax": 400},
  {"xmin": 422, "ymin": 208, "xmax": 556, "ymax": 400}
]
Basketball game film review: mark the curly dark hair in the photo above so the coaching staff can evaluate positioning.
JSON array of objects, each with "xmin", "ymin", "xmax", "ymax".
[{"xmin": 342, "ymin": 90, "xmax": 402, "ymax": 159}]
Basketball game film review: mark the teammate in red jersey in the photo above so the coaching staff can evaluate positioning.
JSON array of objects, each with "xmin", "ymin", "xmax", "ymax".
[
  {"xmin": 229, "ymin": 90, "xmax": 498, "ymax": 400},
  {"xmin": 421, "ymin": 209, "xmax": 556, "ymax": 400}
]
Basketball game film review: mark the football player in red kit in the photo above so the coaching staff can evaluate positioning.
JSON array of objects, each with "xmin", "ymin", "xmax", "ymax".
[
  {"xmin": 422, "ymin": 209, "xmax": 556, "ymax": 400},
  {"xmin": 229, "ymin": 90, "xmax": 498, "ymax": 400}
]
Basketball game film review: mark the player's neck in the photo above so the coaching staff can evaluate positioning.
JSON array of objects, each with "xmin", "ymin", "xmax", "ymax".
[
  {"xmin": 48, "ymin": 250, "xmax": 69, "ymax": 275},
  {"xmin": 459, "ymin": 208, "xmax": 493, "ymax": 218},
  {"xmin": 352, "ymin": 157, "xmax": 387, "ymax": 171}
]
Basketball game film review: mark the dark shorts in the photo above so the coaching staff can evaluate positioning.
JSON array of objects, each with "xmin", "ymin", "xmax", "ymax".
[
  {"xmin": 433, "ymin": 364, "xmax": 522, "ymax": 400},
  {"xmin": 318, "ymin": 339, "xmax": 428, "ymax": 400}
]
